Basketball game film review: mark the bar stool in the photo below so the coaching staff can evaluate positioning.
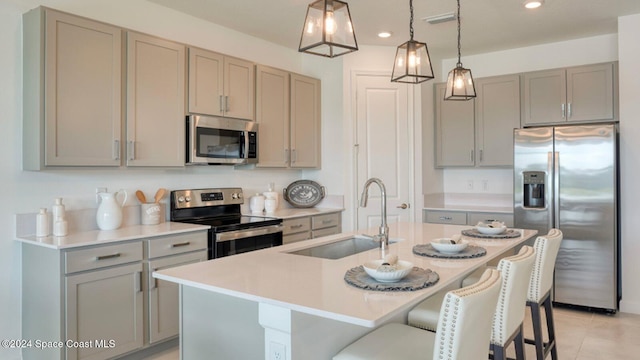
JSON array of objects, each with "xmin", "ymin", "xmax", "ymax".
[
  {"xmin": 408, "ymin": 246, "xmax": 536, "ymax": 360},
  {"xmin": 525, "ymin": 228, "xmax": 562, "ymax": 360},
  {"xmin": 333, "ymin": 268, "xmax": 502, "ymax": 360}
]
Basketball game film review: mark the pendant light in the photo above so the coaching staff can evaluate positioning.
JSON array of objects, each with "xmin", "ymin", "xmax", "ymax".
[
  {"xmin": 299, "ymin": 0, "xmax": 358, "ymax": 58},
  {"xmin": 391, "ymin": 0, "xmax": 434, "ymax": 84},
  {"xmin": 444, "ymin": 0, "xmax": 476, "ymax": 100}
]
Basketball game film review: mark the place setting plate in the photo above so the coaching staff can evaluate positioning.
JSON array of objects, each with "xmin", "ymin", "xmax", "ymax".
[
  {"xmin": 413, "ymin": 238, "xmax": 487, "ymax": 259},
  {"xmin": 461, "ymin": 221, "xmax": 521, "ymax": 239},
  {"xmin": 344, "ymin": 258, "xmax": 439, "ymax": 292}
]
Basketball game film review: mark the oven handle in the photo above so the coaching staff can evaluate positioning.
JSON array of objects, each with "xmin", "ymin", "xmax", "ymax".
[{"xmin": 215, "ymin": 224, "xmax": 283, "ymax": 243}]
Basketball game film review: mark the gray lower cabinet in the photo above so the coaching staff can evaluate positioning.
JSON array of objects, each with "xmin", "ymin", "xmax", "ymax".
[
  {"xmin": 423, "ymin": 209, "xmax": 513, "ymax": 227},
  {"xmin": 282, "ymin": 212, "xmax": 342, "ymax": 244},
  {"xmin": 21, "ymin": 230, "xmax": 207, "ymax": 360}
]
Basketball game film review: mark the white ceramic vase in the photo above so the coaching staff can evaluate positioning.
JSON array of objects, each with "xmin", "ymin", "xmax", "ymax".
[{"xmin": 96, "ymin": 190, "xmax": 128, "ymax": 230}]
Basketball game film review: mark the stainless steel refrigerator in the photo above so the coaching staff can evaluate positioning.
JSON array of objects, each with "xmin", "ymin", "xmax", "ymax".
[{"xmin": 514, "ymin": 124, "xmax": 619, "ymax": 312}]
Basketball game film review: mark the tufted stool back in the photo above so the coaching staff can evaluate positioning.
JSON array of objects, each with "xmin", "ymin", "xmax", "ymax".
[
  {"xmin": 433, "ymin": 268, "xmax": 502, "ymax": 360},
  {"xmin": 528, "ymin": 228, "xmax": 563, "ymax": 303}
]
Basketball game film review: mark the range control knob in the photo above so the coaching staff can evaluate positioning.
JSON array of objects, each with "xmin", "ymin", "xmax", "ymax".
[
  {"xmin": 237, "ymin": 192, "xmax": 243, "ymax": 199},
  {"xmin": 231, "ymin": 193, "xmax": 239, "ymax": 199},
  {"xmin": 185, "ymin": 196, "xmax": 191, "ymax": 202},
  {"xmin": 177, "ymin": 196, "xmax": 185, "ymax": 203}
]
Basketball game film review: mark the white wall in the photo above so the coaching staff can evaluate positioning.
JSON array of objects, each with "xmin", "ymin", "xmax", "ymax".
[
  {"xmin": 0, "ymin": 1, "xmax": 344, "ymax": 359},
  {"xmin": 618, "ymin": 13, "xmax": 640, "ymax": 314}
]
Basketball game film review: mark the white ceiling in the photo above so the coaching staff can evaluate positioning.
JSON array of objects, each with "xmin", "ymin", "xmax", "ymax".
[{"xmin": 148, "ymin": 0, "xmax": 640, "ymax": 59}]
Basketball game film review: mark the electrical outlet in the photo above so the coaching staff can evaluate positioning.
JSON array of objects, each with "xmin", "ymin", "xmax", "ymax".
[
  {"xmin": 466, "ymin": 180, "xmax": 473, "ymax": 191},
  {"xmin": 96, "ymin": 187, "xmax": 107, "ymax": 203},
  {"xmin": 269, "ymin": 342, "xmax": 286, "ymax": 360}
]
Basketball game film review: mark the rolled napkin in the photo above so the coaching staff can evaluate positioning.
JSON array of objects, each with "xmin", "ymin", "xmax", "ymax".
[
  {"xmin": 377, "ymin": 254, "xmax": 399, "ymax": 272},
  {"xmin": 451, "ymin": 234, "xmax": 462, "ymax": 244}
]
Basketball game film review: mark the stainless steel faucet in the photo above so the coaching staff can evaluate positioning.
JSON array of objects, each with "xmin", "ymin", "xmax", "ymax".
[{"xmin": 360, "ymin": 178, "xmax": 389, "ymax": 250}]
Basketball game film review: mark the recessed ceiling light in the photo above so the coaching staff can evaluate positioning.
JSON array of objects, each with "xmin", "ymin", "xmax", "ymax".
[
  {"xmin": 378, "ymin": 31, "xmax": 392, "ymax": 38},
  {"xmin": 524, "ymin": 0, "xmax": 544, "ymax": 9}
]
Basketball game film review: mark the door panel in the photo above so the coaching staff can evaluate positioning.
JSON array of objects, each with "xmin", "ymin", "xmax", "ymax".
[{"xmin": 355, "ymin": 74, "xmax": 411, "ymax": 230}]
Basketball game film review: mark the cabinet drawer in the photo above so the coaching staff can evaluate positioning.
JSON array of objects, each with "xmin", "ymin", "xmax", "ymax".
[
  {"xmin": 312, "ymin": 213, "xmax": 340, "ymax": 230},
  {"xmin": 283, "ymin": 231, "xmax": 311, "ymax": 245},
  {"xmin": 65, "ymin": 241, "xmax": 142, "ymax": 274},
  {"xmin": 424, "ymin": 211, "xmax": 467, "ymax": 225},
  {"xmin": 467, "ymin": 212, "xmax": 514, "ymax": 227},
  {"xmin": 146, "ymin": 231, "xmax": 208, "ymax": 259},
  {"xmin": 312, "ymin": 226, "xmax": 340, "ymax": 239},
  {"xmin": 283, "ymin": 217, "xmax": 311, "ymax": 235}
]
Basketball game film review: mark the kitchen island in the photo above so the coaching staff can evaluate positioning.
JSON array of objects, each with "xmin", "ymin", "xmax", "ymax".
[{"xmin": 154, "ymin": 222, "xmax": 537, "ymax": 359}]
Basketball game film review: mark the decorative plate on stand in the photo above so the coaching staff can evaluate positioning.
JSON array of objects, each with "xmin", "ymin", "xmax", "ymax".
[{"xmin": 283, "ymin": 180, "xmax": 325, "ymax": 208}]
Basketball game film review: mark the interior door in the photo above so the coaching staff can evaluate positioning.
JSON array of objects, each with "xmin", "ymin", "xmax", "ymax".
[{"xmin": 355, "ymin": 74, "xmax": 412, "ymax": 231}]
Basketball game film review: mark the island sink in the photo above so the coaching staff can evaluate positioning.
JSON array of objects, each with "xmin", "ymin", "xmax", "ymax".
[{"xmin": 287, "ymin": 235, "xmax": 399, "ymax": 260}]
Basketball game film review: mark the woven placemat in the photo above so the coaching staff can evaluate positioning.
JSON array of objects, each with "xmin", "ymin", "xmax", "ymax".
[
  {"xmin": 344, "ymin": 266, "xmax": 439, "ymax": 291},
  {"xmin": 412, "ymin": 244, "xmax": 487, "ymax": 259},
  {"xmin": 461, "ymin": 228, "xmax": 521, "ymax": 239}
]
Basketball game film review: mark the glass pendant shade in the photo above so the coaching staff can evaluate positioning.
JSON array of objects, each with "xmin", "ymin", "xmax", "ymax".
[
  {"xmin": 391, "ymin": 39, "xmax": 434, "ymax": 84},
  {"xmin": 299, "ymin": 0, "xmax": 358, "ymax": 58},
  {"xmin": 444, "ymin": 64, "xmax": 476, "ymax": 100}
]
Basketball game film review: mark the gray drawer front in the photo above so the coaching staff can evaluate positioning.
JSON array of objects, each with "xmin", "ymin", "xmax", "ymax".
[
  {"xmin": 312, "ymin": 226, "xmax": 340, "ymax": 238},
  {"xmin": 283, "ymin": 231, "xmax": 311, "ymax": 244},
  {"xmin": 283, "ymin": 217, "xmax": 311, "ymax": 235},
  {"xmin": 147, "ymin": 231, "xmax": 208, "ymax": 259},
  {"xmin": 311, "ymin": 213, "xmax": 340, "ymax": 230},
  {"xmin": 467, "ymin": 213, "xmax": 514, "ymax": 227},
  {"xmin": 65, "ymin": 241, "xmax": 143, "ymax": 274},
  {"xmin": 424, "ymin": 211, "xmax": 467, "ymax": 225}
]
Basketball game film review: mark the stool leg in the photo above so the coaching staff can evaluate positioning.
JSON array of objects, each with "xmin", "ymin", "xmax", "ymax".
[
  {"xmin": 543, "ymin": 296, "xmax": 558, "ymax": 360},
  {"xmin": 514, "ymin": 324, "xmax": 526, "ymax": 360},
  {"xmin": 528, "ymin": 301, "xmax": 545, "ymax": 360},
  {"xmin": 492, "ymin": 344, "xmax": 506, "ymax": 360}
]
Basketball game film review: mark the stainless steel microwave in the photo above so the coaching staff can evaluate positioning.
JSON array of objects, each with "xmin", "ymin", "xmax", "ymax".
[{"xmin": 187, "ymin": 115, "xmax": 258, "ymax": 165}]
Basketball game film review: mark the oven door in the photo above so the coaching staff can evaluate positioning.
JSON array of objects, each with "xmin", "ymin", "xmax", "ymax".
[
  {"xmin": 187, "ymin": 115, "xmax": 258, "ymax": 165},
  {"xmin": 213, "ymin": 224, "xmax": 283, "ymax": 258}
]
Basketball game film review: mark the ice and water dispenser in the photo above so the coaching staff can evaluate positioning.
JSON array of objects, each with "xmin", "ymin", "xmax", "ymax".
[{"xmin": 523, "ymin": 171, "xmax": 545, "ymax": 208}]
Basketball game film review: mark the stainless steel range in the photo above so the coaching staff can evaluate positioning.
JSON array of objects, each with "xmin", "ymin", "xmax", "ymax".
[{"xmin": 170, "ymin": 188, "xmax": 283, "ymax": 259}]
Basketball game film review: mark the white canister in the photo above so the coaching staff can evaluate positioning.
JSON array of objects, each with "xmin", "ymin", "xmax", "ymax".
[
  {"xmin": 36, "ymin": 208, "xmax": 50, "ymax": 237},
  {"xmin": 52, "ymin": 197, "xmax": 66, "ymax": 221},
  {"xmin": 141, "ymin": 203, "xmax": 162, "ymax": 225},
  {"xmin": 249, "ymin": 193, "xmax": 265, "ymax": 213},
  {"xmin": 53, "ymin": 218, "xmax": 68, "ymax": 237},
  {"xmin": 264, "ymin": 198, "xmax": 277, "ymax": 213}
]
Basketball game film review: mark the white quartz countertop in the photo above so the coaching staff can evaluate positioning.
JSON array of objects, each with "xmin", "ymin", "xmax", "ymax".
[
  {"xmin": 154, "ymin": 222, "xmax": 536, "ymax": 328},
  {"xmin": 15, "ymin": 222, "xmax": 210, "ymax": 250},
  {"xmin": 243, "ymin": 207, "xmax": 343, "ymax": 219}
]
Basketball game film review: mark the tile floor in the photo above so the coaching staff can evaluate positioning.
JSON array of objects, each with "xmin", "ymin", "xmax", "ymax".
[{"xmin": 144, "ymin": 306, "xmax": 640, "ymax": 359}]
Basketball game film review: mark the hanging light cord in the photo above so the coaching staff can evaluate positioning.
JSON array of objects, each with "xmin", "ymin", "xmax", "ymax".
[
  {"xmin": 456, "ymin": 0, "xmax": 462, "ymax": 67},
  {"xmin": 409, "ymin": 0, "xmax": 414, "ymax": 40}
]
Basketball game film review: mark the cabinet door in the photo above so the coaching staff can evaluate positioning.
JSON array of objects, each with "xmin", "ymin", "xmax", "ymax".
[
  {"xmin": 256, "ymin": 65, "xmax": 290, "ymax": 167},
  {"xmin": 126, "ymin": 32, "xmax": 185, "ymax": 167},
  {"xmin": 66, "ymin": 263, "xmax": 143, "ymax": 360},
  {"xmin": 290, "ymin": 74, "xmax": 321, "ymax": 168},
  {"xmin": 43, "ymin": 9, "xmax": 122, "ymax": 167},
  {"xmin": 566, "ymin": 63, "xmax": 615, "ymax": 122},
  {"xmin": 475, "ymin": 75, "xmax": 521, "ymax": 167},
  {"xmin": 224, "ymin": 56, "xmax": 255, "ymax": 120},
  {"xmin": 435, "ymin": 83, "xmax": 475, "ymax": 167},
  {"xmin": 147, "ymin": 251, "xmax": 206, "ymax": 344},
  {"xmin": 188, "ymin": 47, "xmax": 224, "ymax": 116},
  {"xmin": 522, "ymin": 69, "xmax": 566, "ymax": 125}
]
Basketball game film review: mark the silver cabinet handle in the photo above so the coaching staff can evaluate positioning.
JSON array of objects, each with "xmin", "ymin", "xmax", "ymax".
[
  {"xmin": 479, "ymin": 149, "xmax": 483, "ymax": 162},
  {"xmin": 397, "ymin": 203, "xmax": 409, "ymax": 209},
  {"xmin": 219, "ymin": 95, "xmax": 224, "ymax": 114},
  {"xmin": 225, "ymin": 96, "xmax": 230, "ymax": 112},
  {"xmin": 439, "ymin": 216, "xmax": 452, "ymax": 221},
  {"xmin": 291, "ymin": 224, "xmax": 304, "ymax": 229},
  {"xmin": 95, "ymin": 253, "xmax": 121, "ymax": 261},
  {"xmin": 113, "ymin": 140, "xmax": 120, "ymax": 160},
  {"xmin": 171, "ymin": 241, "xmax": 191, "ymax": 248},
  {"xmin": 567, "ymin": 102, "xmax": 572, "ymax": 118},
  {"xmin": 292, "ymin": 149, "xmax": 297, "ymax": 164},
  {"xmin": 285, "ymin": 149, "xmax": 290, "ymax": 164},
  {"xmin": 561, "ymin": 103, "xmax": 566, "ymax": 119},
  {"xmin": 321, "ymin": 219, "xmax": 334, "ymax": 224},
  {"xmin": 470, "ymin": 150, "xmax": 474, "ymax": 162},
  {"xmin": 128, "ymin": 140, "xmax": 135, "ymax": 161}
]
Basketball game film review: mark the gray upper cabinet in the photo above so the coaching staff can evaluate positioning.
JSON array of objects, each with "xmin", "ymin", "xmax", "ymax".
[
  {"xmin": 126, "ymin": 32, "xmax": 186, "ymax": 167},
  {"xmin": 522, "ymin": 63, "xmax": 616, "ymax": 125},
  {"xmin": 23, "ymin": 8, "xmax": 122, "ymax": 169},
  {"xmin": 475, "ymin": 74, "xmax": 521, "ymax": 167},
  {"xmin": 435, "ymin": 75, "xmax": 520, "ymax": 168},
  {"xmin": 290, "ymin": 73, "xmax": 322, "ymax": 168},
  {"xmin": 255, "ymin": 65, "xmax": 290, "ymax": 167},
  {"xmin": 434, "ymin": 83, "xmax": 476, "ymax": 167},
  {"xmin": 188, "ymin": 47, "xmax": 255, "ymax": 121}
]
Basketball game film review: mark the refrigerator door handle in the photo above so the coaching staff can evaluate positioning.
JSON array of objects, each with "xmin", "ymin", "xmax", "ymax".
[
  {"xmin": 547, "ymin": 151, "xmax": 554, "ymax": 227},
  {"xmin": 554, "ymin": 151, "xmax": 560, "ymax": 228}
]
